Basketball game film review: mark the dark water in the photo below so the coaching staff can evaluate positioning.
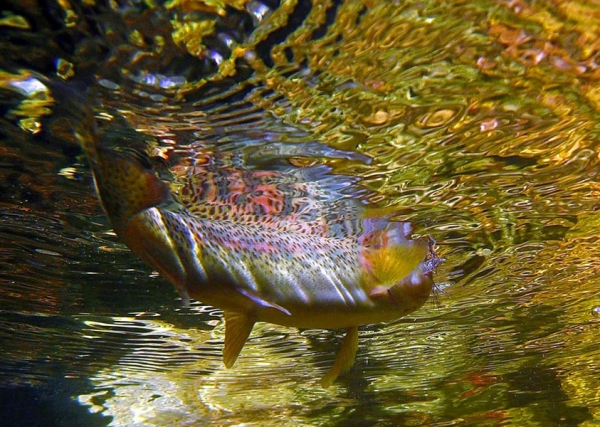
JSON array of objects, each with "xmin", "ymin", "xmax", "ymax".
[{"xmin": 1, "ymin": 0, "xmax": 600, "ymax": 426}]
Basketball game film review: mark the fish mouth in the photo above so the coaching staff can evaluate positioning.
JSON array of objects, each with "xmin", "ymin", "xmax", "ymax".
[{"xmin": 421, "ymin": 237, "xmax": 442, "ymax": 279}]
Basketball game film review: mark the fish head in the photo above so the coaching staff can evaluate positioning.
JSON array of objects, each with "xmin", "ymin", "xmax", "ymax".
[{"xmin": 360, "ymin": 220, "xmax": 439, "ymax": 314}]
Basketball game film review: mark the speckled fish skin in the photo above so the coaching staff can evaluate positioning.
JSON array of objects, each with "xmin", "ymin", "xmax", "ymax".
[
  {"xmin": 80, "ymin": 127, "xmax": 439, "ymax": 386},
  {"xmin": 128, "ymin": 205, "xmax": 434, "ymax": 329},
  {"xmin": 121, "ymin": 157, "xmax": 437, "ymax": 327}
]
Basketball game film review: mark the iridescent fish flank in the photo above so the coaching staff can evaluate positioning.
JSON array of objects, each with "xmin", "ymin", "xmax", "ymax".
[{"xmin": 79, "ymin": 126, "xmax": 439, "ymax": 387}]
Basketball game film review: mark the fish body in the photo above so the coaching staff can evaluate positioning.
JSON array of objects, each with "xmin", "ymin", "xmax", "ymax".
[
  {"xmin": 82, "ymin": 132, "xmax": 438, "ymax": 386},
  {"xmin": 125, "ymin": 205, "xmax": 435, "ymax": 329}
]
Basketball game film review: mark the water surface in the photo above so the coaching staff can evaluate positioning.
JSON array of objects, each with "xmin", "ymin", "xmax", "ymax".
[{"xmin": 1, "ymin": 0, "xmax": 599, "ymax": 426}]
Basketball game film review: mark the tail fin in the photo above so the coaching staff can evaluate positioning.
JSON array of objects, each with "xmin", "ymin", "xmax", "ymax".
[
  {"xmin": 86, "ymin": 144, "xmax": 172, "ymax": 232},
  {"xmin": 46, "ymin": 80, "xmax": 172, "ymax": 232}
]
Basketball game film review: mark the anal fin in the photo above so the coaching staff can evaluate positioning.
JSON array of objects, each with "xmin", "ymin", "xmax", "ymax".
[
  {"xmin": 223, "ymin": 311, "xmax": 255, "ymax": 369},
  {"xmin": 320, "ymin": 326, "xmax": 359, "ymax": 388}
]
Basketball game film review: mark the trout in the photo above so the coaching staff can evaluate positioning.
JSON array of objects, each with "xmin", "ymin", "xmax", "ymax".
[{"xmin": 76, "ymin": 114, "xmax": 438, "ymax": 387}]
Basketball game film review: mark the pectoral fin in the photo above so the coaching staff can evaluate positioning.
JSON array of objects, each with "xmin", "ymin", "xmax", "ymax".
[
  {"xmin": 320, "ymin": 326, "xmax": 359, "ymax": 388},
  {"xmin": 363, "ymin": 239, "xmax": 429, "ymax": 292},
  {"xmin": 223, "ymin": 311, "xmax": 255, "ymax": 368}
]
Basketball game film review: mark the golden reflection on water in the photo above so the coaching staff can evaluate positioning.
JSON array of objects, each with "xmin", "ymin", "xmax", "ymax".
[{"xmin": 1, "ymin": 0, "xmax": 600, "ymax": 425}]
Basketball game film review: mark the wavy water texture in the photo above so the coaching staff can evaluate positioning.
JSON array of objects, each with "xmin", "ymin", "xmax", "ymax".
[{"xmin": 1, "ymin": 0, "xmax": 600, "ymax": 426}]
